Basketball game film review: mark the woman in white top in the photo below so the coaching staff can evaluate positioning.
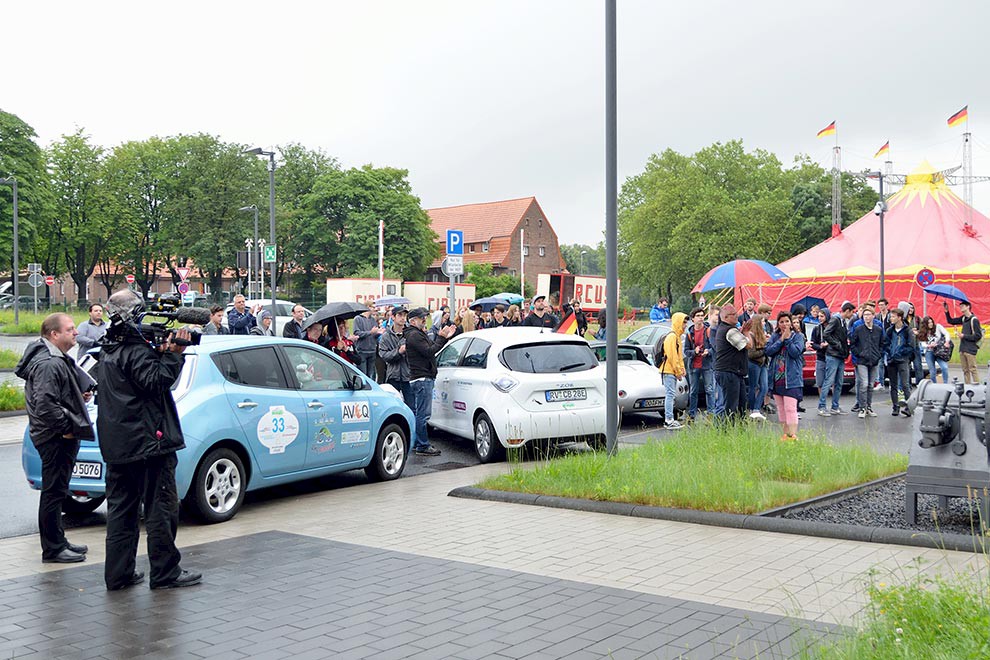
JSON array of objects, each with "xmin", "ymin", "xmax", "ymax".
[{"xmin": 918, "ymin": 315, "xmax": 950, "ymax": 383}]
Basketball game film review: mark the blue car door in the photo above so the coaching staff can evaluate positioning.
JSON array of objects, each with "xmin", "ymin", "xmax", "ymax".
[
  {"xmin": 216, "ymin": 346, "xmax": 309, "ymax": 477},
  {"xmin": 279, "ymin": 344, "xmax": 374, "ymax": 469}
]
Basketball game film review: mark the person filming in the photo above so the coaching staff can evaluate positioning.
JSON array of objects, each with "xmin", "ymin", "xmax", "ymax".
[{"xmin": 97, "ymin": 290, "xmax": 201, "ymax": 591}]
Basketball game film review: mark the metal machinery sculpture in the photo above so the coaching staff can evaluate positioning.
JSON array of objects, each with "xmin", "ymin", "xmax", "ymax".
[{"xmin": 907, "ymin": 380, "xmax": 990, "ymax": 527}]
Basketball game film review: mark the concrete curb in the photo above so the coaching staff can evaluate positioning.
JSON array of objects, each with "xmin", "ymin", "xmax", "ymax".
[
  {"xmin": 448, "ymin": 486, "xmax": 988, "ymax": 554},
  {"xmin": 0, "ymin": 409, "xmax": 26, "ymax": 418}
]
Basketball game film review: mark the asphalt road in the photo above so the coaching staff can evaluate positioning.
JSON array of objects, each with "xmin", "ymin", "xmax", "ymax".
[{"xmin": 0, "ymin": 388, "xmax": 917, "ymax": 542}]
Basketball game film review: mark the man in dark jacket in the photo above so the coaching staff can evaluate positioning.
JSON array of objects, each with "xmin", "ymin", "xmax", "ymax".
[
  {"xmin": 713, "ymin": 304, "xmax": 748, "ymax": 420},
  {"xmin": 15, "ymin": 314, "xmax": 95, "ymax": 564},
  {"xmin": 97, "ymin": 290, "xmax": 201, "ymax": 591},
  {"xmin": 379, "ymin": 307, "xmax": 412, "ymax": 406},
  {"xmin": 352, "ymin": 305, "xmax": 383, "ymax": 379},
  {"xmin": 944, "ymin": 300, "xmax": 982, "ymax": 384},
  {"xmin": 282, "ymin": 304, "xmax": 306, "ymax": 339},
  {"xmin": 404, "ymin": 307, "xmax": 456, "ymax": 456},
  {"xmin": 818, "ymin": 302, "xmax": 854, "ymax": 415},
  {"xmin": 683, "ymin": 307, "xmax": 715, "ymax": 421},
  {"xmin": 522, "ymin": 295, "xmax": 558, "ymax": 329},
  {"xmin": 886, "ymin": 308, "xmax": 916, "ymax": 417},
  {"xmin": 849, "ymin": 307, "xmax": 884, "ymax": 418}
]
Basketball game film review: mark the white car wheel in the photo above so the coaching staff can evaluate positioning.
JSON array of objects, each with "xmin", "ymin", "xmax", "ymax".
[{"xmin": 474, "ymin": 412, "xmax": 505, "ymax": 463}]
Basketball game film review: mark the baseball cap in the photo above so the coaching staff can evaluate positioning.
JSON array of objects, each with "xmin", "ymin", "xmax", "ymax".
[{"xmin": 407, "ymin": 307, "xmax": 429, "ymax": 320}]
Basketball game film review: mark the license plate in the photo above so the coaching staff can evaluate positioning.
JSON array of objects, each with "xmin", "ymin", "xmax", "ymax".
[
  {"xmin": 546, "ymin": 388, "xmax": 587, "ymax": 402},
  {"xmin": 72, "ymin": 461, "xmax": 102, "ymax": 479},
  {"xmin": 637, "ymin": 398, "xmax": 663, "ymax": 408}
]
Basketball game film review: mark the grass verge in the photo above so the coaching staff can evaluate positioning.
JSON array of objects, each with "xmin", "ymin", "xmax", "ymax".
[
  {"xmin": 0, "ymin": 382, "xmax": 25, "ymax": 411},
  {"xmin": 0, "ymin": 310, "xmax": 89, "ymax": 335},
  {"xmin": 479, "ymin": 423, "xmax": 907, "ymax": 514},
  {"xmin": 0, "ymin": 349, "xmax": 20, "ymax": 369},
  {"xmin": 806, "ymin": 556, "xmax": 989, "ymax": 659}
]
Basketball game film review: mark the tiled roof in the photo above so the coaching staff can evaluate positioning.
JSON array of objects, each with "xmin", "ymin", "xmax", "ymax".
[
  {"xmin": 430, "ymin": 236, "xmax": 513, "ymax": 269},
  {"xmin": 426, "ymin": 197, "xmax": 535, "ymax": 244}
]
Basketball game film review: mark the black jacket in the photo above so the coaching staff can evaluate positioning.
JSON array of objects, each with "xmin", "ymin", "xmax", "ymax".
[
  {"xmin": 522, "ymin": 311, "xmax": 558, "ymax": 329},
  {"xmin": 945, "ymin": 311, "xmax": 982, "ymax": 355},
  {"xmin": 849, "ymin": 322, "xmax": 885, "ymax": 367},
  {"xmin": 404, "ymin": 325, "xmax": 447, "ymax": 380},
  {"xmin": 95, "ymin": 328, "xmax": 186, "ymax": 464},
  {"xmin": 823, "ymin": 315, "xmax": 850, "ymax": 359},
  {"xmin": 714, "ymin": 322, "xmax": 748, "ymax": 376},
  {"xmin": 282, "ymin": 319, "xmax": 305, "ymax": 339},
  {"xmin": 15, "ymin": 339, "xmax": 95, "ymax": 446},
  {"xmin": 379, "ymin": 326, "xmax": 410, "ymax": 382}
]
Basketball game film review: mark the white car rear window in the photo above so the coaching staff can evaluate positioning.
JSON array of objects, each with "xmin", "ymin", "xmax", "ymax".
[{"xmin": 500, "ymin": 343, "xmax": 598, "ymax": 374}]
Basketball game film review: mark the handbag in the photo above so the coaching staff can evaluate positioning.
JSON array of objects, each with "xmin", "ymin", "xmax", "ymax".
[{"xmin": 933, "ymin": 338, "xmax": 954, "ymax": 361}]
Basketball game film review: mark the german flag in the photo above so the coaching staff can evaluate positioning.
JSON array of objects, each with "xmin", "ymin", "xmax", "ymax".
[
  {"xmin": 874, "ymin": 141, "xmax": 890, "ymax": 159},
  {"xmin": 947, "ymin": 105, "xmax": 968, "ymax": 128},
  {"xmin": 816, "ymin": 121, "xmax": 836, "ymax": 138},
  {"xmin": 556, "ymin": 312, "xmax": 578, "ymax": 335}
]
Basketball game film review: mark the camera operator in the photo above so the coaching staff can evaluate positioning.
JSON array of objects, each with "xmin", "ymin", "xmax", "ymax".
[
  {"xmin": 14, "ymin": 313, "xmax": 94, "ymax": 564},
  {"xmin": 97, "ymin": 290, "xmax": 201, "ymax": 591}
]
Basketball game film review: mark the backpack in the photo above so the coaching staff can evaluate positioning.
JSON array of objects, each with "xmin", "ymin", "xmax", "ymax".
[
  {"xmin": 654, "ymin": 338, "xmax": 667, "ymax": 368},
  {"xmin": 969, "ymin": 316, "xmax": 983, "ymax": 349}
]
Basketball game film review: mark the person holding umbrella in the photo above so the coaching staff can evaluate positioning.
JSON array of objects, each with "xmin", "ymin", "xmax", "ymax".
[{"xmin": 944, "ymin": 299, "xmax": 982, "ymax": 384}]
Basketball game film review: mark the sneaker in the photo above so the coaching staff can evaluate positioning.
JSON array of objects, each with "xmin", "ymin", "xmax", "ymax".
[
  {"xmin": 665, "ymin": 420, "xmax": 683, "ymax": 429},
  {"xmin": 749, "ymin": 411, "xmax": 766, "ymax": 421},
  {"xmin": 850, "ymin": 404, "xmax": 861, "ymax": 413},
  {"xmin": 900, "ymin": 404, "xmax": 912, "ymax": 418},
  {"xmin": 414, "ymin": 445, "xmax": 442, "ymax": 456},
  {"xmin": 817, "ymin": 408, "xmax": 830, "ymax": 417},
  {"xmin": 831, "ymin": 408, "xmax": 849, "ymax": 415},
  {"xmin": 797, "ymin": 404, "xmax": 806, "ymax": 413},
  {"xmin": 857, "ymin": 409, "xmax": 867, "ymax": 419},
  {"xmin": 867, "ymin": 408, "xmax": 877, "ymax": 417},
  {"xmin": 892, "ymin": 408, "xmax": 900, "ymax": 416},
  {"xmin": 873, "ymin": 383, "xmax": 884, "ymax": 391}
]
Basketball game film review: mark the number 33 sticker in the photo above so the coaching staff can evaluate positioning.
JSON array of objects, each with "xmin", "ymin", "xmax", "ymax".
[{"xmin": 257, "ymin": 405, "xmax": 300, "ymax": 454}]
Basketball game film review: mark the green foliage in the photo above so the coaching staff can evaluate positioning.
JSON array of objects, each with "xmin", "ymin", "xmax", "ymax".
[
  {"xmin": 0, "ymin": 348, "xmax": 20, "ymax": 369},
  {"xmin": 463, "ymin": 262, "xmax": 529, "ymax": 298},
  {"xmin": 305, "ymin": 165, "xmax": 439, "ymax": 280},
  {"xmin": 0, "ymin": 310, "xmax": 89, "ymax": 335},
  {"xmin": 807, "ymin": 558, "xmax": 990, "ymax": 659},
  {"xmin": 0, "ymin": 110, "xmax": 51, "ymax": 272},
  {"xmin": 478, "ymin": 423, "xmax": 907, "ymax": 514},
  {"xmin": 560, "ymin": 242, "xmax": 605, "ymax": 275},
  {"xmin": 0, "ymin": 382, "xmax": 25, "ymax": 411},
  {"xmin": 788, "ymin": 156, "xmax": 878, "ymax": 252}
]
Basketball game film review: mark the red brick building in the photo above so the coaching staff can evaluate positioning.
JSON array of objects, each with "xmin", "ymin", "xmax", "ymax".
[{"xmin": 425, "ymin": 196, "xmax": 565, "ymax": 289}]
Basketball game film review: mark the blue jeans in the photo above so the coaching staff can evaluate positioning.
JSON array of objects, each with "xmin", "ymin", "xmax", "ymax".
[
  {"xmin": 688, "ymin": 366, "xmax": 714, "ymax": 418},
  {"xmin": 409, "ymin": 379, "xmax": 435, "ymax": 450},
  {"xmin": 386, "ymin": 379, "xmax": 413, "ymax": 408},
  {"xmin": 855, "ymin": 364, "xmax": 878, "ymax": 411},
  {"xmin": 912, "ymin": 346, "xmax": 924, "ymax": 385},
  {"xmin": 924, "ymin": 350, "xmax": 950, "ymax": 384},
  {"xmin": 663, "ymin": 374, "xmax": 678, "ymax": 423},
  {"xmin": 818, "ymin": 355, "xmax": 844, "ymax": 411},
  {"xmin": 747, "ymin": 361, "xmax": 767, "ymax": 412},
  {"xmin": 356, "ymin": 351, "xmax": 377, "ymax": 380}
]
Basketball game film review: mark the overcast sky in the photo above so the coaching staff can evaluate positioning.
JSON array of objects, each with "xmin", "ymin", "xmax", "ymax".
[{"xmin": 6, "ymin": 0, "xmax": 990, "ymax": 244}]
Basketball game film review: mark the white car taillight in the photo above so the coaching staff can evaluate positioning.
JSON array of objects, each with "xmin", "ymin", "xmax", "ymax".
[{"xmin": 491, "ymin": 375, "xmax": 519, "ymax": 393}]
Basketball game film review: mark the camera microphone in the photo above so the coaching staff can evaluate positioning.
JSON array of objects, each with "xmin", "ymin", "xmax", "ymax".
[{"xmin": 175, "ymin": 306, "xmax": 213, "ymax": 326}]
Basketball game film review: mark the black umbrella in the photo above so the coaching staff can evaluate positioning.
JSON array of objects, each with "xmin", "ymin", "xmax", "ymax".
[{"xmin": 302, "ymin": 301, "xmax": 370, "ymax": 331}]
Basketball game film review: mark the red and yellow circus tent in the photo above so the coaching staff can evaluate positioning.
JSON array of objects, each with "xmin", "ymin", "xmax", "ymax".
[{"xmin": 738, "ymin": 162, "xmax": 990, "ymax": 313}]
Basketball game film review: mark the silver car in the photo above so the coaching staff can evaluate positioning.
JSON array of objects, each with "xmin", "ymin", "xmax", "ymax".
[{"xmin": 590, "ymin": 341, "xmax": 688, "ymax": 418}]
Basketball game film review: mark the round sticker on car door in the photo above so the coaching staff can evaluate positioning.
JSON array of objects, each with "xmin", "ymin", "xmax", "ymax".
[{"xmin": 257, "ymin": 405, "xmax": 300, "ymax": 454}]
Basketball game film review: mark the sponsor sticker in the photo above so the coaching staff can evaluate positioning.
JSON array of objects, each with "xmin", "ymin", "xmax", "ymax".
[
  {"xmin": 453, "ymin": 401, "xmax": 467, "ymax": 412},
  {"xmin": 311, "ymin": 426, "xmax": 336, "ymax": 454},
  {"xmin": 257, "ymin": 406, "xmax": 300, "ymax": 454},
  {"xmin": 341, "ymin": 430, "xmax": 371, "ymax": 444},
  {"xmin": 341, "ymin": 401, "xmax": 370, "ymax": 424}
]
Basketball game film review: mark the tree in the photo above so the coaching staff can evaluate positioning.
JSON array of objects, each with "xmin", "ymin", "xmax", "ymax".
[
  {"xmin": 306, "ymin": 166, "xmax": 439, "ymax": 280},
  {"xmin": 102, "ymin": 137, "xmax": 180, "ymax": 299},
  {"xmin": 46, "ymin": 129, "xmax": 111, "ymax": 304},
  {"xmin": 463, "ymin": 263, "xmax": 530, "ymax": 299},
  {"xmin": 787, "ymin": 157, "xmax": 877, "ymax": 252},
  {"xmin": 618, "ymin": 141, "xmax": 802, "ymax": 301},
  {"xmin": 559, "ymin": 243, "xmax": 604, "ymax": 275},
  {"xmin": 0, "ymin": 110, "xmax": 51, "ymax": 279}
]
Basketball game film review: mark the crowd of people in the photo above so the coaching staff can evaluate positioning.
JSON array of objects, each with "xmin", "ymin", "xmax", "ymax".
[{"xmin": 656, "ymin": 294, "xmax": 982, "ymax": 441}]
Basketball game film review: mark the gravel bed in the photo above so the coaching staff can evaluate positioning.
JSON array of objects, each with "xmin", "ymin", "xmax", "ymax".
[{"xmin": 782, "ymin": 477, "xmax": 988, "ymax": 539}]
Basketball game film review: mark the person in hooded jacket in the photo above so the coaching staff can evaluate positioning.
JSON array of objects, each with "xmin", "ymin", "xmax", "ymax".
[
  {"xmin": 849, "ymin": 307, "xmax": 884, "ymax": 418},
  {"xmin": 15, "ymin": 313, "xmax": 95, "ymax": 564},
  {"xmin": 764, "ymin": 311, "xmax": 806, "ymax": 441},
  {"xmin": 96, "ymin": 290, "xmax": 201, "ymax": 591},
  {"xmin": 658, "ymin": 312, "xmax": 687, "ymax": 429}
]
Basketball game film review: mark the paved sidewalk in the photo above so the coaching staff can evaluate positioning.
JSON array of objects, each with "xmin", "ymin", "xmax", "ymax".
[{"xmin": 0, "ymin": 464, "xmax": 982, "ymax": 658}]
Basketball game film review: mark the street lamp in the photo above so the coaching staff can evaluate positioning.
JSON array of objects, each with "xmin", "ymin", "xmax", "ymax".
[
  {"xmin": 239, "ymin": 205, "xmax": 259, "ymax": 297},
  {"xmin": 580, "ymin": 250, "xmax": 588, "ymax": 274},
  {"xmin": 865, "ymin": 171, "xmax": 887, "ymax": 298},
  {"xmin": 244, "ymin": 147, "xmax": 277, "ymax": 328},
  {"xmin": 0, "ymin": 177, "xmax": 18, "ymax": 326}
]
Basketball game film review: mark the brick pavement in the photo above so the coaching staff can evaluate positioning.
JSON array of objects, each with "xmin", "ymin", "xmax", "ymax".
[{"xmin": 0, "ymin": 531, "xmax": 840, "ymax": 659}]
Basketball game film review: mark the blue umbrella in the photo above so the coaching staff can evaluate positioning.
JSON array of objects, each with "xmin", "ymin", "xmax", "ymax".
[
  {"xmin": 923, "ymin": 283, "xmax": 969, "ymax": 303},
  {"xmin": 492, "ymin": 292, "xmax": 524, "ymax": 305},
  {"xmin": 469, "ymin": 297, "xmax": 510, "ymax": 312}
]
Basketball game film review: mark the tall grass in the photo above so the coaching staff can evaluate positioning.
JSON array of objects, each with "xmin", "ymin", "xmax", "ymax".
[
  {"xmin": 0, "ymin": 310, "xmax": 89, "ymax": 335},
  {"xmin": 479, "ymin": 423, "xmax": 907, "ymax": 514},
  {"xmin": 0, "ymin": 382, "xmax": 25, "ymax": 411}
]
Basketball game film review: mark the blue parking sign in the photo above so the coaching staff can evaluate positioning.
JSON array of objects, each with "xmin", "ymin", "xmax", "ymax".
[{"xmin": 446, "ymin": 230, "xmax": 463, "ymax": 255}]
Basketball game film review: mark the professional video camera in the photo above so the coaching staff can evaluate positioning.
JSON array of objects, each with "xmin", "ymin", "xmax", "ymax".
[{"xmin": 106, "ymin": 293, "xmax": 211, "ymax": 349}]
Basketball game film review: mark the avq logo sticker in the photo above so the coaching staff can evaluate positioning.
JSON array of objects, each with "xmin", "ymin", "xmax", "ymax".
[
  {"xmin": 257, "ymin": 405, "xmax": 300, "ymax": 454},
  {"xmin": 341, "ymin": 430, "xmax": 370, "ymax": 444},
  {"xmin": 341, "ymin": 401, "xmax": 370, "ymax": 424}
]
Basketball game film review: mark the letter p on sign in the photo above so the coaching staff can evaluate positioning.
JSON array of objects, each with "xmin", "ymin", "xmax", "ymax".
[{"xmin": 446, "ymin": 230, "xmax": 463, "ymax": 255}]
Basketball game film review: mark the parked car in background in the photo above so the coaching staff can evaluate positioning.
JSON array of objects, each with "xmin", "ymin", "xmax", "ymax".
[
  {"xmin": 589, "ymin": 341, "xmax": 688, "ymax": 418},
  {"xmin": 801, "ymin": 322, "xmax": 855, "ymax": 391},
  {"xmin": 0, "ymin": 296, "xmax": 43, "ymax": 310},
  {"xmin": 622, "ymin": 322, "xmax": 673, "ymax": 365},
  {"xmin": 22, "ymin": 336, "xmax": 414, "ymax": 523},
  {"xmin": 430, "ymin": 328, "xmax": 607, "ymax": 462},
  {"xmin": 222, "ymin": 298, "xmax": 312, "ymax": 334}
]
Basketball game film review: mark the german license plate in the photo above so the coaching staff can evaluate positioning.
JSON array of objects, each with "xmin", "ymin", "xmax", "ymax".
[
  {"xmin": 638, "ymin": 398, "xmax": 663, "ymax": 408},
  {"xmin": 546, "ymin": 388, "xmax": 587, "ymax": 402},
  {"xmin": 72, "ymin": 462, "xmax": 102, "ymax": 479}
]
